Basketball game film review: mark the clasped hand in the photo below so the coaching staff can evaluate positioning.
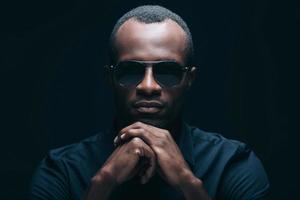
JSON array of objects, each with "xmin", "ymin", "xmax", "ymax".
[{"xmin": 100, "ymin": 121, "xmax": 193, "ymax": 188}]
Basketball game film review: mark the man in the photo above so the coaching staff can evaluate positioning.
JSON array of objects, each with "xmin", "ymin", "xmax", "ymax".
[{"xmin": 29, "ymin": 5, "xmax": 270, "ymax": 200}]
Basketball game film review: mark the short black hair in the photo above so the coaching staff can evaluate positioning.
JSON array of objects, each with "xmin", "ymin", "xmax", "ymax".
[{"xmin": 108, "ymin": 5, "xmax": 194, "ymax": 65}]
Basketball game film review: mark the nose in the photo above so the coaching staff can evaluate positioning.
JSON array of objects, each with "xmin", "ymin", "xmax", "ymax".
[{"xmin": 136, "ymin": 67, "xmax": 162, "ymax": 97}]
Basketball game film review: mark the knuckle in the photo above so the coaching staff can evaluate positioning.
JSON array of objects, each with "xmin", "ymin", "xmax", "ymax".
[
  {"xmin": 140, "ymin": 128, "xmax": 146, "ymax": 134},
  {"xmin": 153, "ymin": 146, "xmax": 163, "ymax": 154},
  {"xmin": 130, "ymin": 137, "xmax": 142, "ymax": 146},
  {"xmin": 157, "ymin": 140, "xmax": 166, "ymax": 147},
  {"xmin": 128, "ymin": 128, "xmax": 137, "ymax": 134},
  {"xmin": 136, "ymin": 121, "xmax": 143, "ymax": 127},
  {"xmin": 163, "ymin": 130, "xmax": 170, "ymax": 136},
  {"xmin": 160, "ymin": 132, "xmax": 168, "ymax": 140}
]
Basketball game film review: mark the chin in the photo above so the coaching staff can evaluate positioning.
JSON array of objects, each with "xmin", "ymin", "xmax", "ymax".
[{"xmin": 134, "ymin": 117, "xmax": 170, "ymax": 129}]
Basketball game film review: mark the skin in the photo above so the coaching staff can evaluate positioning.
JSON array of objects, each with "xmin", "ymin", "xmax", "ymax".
[
  {"xmin": 84, "ymin": 19, "xmax": 211, "ymax": 200},
  {"xmin": 111, "ymin": 19, "xmax": 194, "ymax": 130}
]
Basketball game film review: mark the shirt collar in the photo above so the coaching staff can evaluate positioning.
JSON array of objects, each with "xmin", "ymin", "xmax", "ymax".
[{"xmin": 178, "ymin": 122, "xmax": 195, "ymax": 169}]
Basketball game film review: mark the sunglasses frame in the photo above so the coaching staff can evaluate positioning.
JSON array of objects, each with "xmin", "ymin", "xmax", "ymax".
[{"xmin": 107, "ymin": 60, "xmax": 191, "ymax": 88}]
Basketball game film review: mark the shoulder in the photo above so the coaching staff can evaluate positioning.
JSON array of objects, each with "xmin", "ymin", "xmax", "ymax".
[
  {"xmin": 29, "ymin": 132, "xmax": 113, "ymax": 199},
  {"xmin": 189, "ymin": 125, "xmax": 250, "ymax": 160},
  {"xmin": 187, "ymin": 125, "xmax": 269, "ymax": 199},
  {"xmin": 35, "ymin": 130, "xmax": 114, "ymax": 183},
  {"xmin": 185, "ymin": 124, "xmax": 253, "ymax": 180},
  {"xmin": 33, "ymin": 132, "xmax": 106, "ymax": 178},
  {"xmin": 47, "ymin": 133, "xmax": 102, "ymax": 162},
  {"xmin": 47, "ymin": 129, "xmax": 116, "ymax": 163}
]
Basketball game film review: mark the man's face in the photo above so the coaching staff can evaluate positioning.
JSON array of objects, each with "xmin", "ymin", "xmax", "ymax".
[{"xmin": 110, "ymin": 19, "xmax": 195, "ymax": 129}]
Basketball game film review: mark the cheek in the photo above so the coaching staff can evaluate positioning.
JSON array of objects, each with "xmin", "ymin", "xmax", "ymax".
[{"xmin": 163, "ymin": 88, "xmax": 185, "ymax": 110}]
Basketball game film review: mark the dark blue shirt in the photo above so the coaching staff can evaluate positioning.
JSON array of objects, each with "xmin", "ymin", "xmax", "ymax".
[{"xmin": 29, "ymin": 123, "xmax": 269, "ymax": 200}]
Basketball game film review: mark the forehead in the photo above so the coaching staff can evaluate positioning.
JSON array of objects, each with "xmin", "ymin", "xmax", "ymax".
[{"xmin": 113, "ymin": 19, "xmax": 188, "ymax": 64}]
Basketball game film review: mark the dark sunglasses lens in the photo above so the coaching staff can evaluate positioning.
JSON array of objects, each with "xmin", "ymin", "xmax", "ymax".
[
  {"xmin": 115, "ymin": 62, "xmax": 144, "ymax": 86},
  {"xmin": 154, "ymin": 62, "xmax": 184, "ymax": 87}
]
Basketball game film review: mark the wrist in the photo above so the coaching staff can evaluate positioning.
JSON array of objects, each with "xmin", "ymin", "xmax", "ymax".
[
  {"xmin": 177, "ymin": 171, "xmax": 211, "ymax": 200},
  {"xmin": 94, "ymin": 167, "xmax": 118, "ymax": 188},
  {"xmin": 178, "ymin": 169, "xmax": 202, "ymax": 190},
  {"xmin": 85, "ymin": 167, "xmax": 117, "ymax": 200}
]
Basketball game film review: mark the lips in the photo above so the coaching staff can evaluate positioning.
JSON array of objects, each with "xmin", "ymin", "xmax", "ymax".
[{"xmin": 133, "ymin": 101, "xmax": 164, "ymax": 114}]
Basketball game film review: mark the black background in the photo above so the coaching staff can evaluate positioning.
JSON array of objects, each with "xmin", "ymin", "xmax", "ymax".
[{"xmin": 1, "ymin": 0, "xmax": 299, "ymax": 199}]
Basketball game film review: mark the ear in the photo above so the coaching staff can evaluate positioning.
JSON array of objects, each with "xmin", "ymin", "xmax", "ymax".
[{"xmin": 187, "ymin": 66, "xmax": 197, "ymax": 88}]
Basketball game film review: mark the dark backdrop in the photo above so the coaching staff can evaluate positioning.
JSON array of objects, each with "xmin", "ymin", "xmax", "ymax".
[{"xmin": 1, "ymin": 0, "xmax": 299, "ymax": 199}]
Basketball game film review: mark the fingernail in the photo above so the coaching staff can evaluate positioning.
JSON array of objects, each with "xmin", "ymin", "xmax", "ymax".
[
  {"xmin": 120, "ymin": 134, "xmax": 125, "ymax": 139},
  {"xmin": 113, "ymin": 136, "xmax": 117, "ymax": 144},
  {"xmin": 135, "ymin": 149, "xmax": 141, "ymax": 155}
]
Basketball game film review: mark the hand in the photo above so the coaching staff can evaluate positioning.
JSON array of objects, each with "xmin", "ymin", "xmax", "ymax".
[
  {"xmin": 84, "ymin": 137, "xmax": 156, "ymax": 200},
  {"xmin": 114, "ymin": 122, "xmax": 194, "ymax": 188},
  {"xmin": 98, "ymin": 137, "xmax": 156, "ymax": 185}
]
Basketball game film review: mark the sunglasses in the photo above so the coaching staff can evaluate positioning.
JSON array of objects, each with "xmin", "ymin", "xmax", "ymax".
[{"xmin": 107, "ymin": 60, "xmax": 191, "ymax": 87}]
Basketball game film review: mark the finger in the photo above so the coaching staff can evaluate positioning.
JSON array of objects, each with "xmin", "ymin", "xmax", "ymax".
[
  {"xmin": 114, "ymin": 122, "xmax": 160, "ymax": 146},
  {"xmin": 128, "ymin": 137, "xmax": 156, "ymax": 184},
  {"xmin": 116, "ymin": 128, "xmax": 153, "ymax": 147},
  {"xmin": 118, "ymin": 121, "xmax": 158, "ymax": 137},
  {"xmin": 119, "ymin": 122, "xmax": 146, "ymax": 135},
  {"xmin": 114, "ymin": 128, "xmax": 143, "ymax": 146},
  {"xmin": 138, "ymin": 141, "xmax": 156, "ymax": 184},
  {"xmin": 132, "ymin": 122, "xmax": 163, "ymax": 134},
  {"xmin": 114, "ymin": 123, "xmax": 143, "ymax": 145}
]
